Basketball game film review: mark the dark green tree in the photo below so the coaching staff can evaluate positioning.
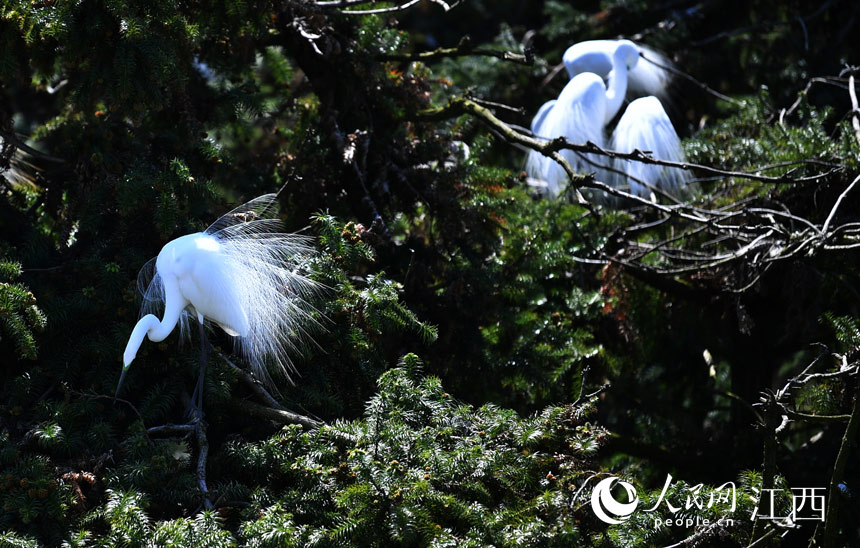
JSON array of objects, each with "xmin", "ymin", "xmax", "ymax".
[{"xmin": 2, "ymin": 1, "xmax": 860, "ymax": 546}]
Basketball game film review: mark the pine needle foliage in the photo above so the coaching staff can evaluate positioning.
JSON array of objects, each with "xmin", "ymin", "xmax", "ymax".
[
  {"xmin": 0, "ymin": 259, "xmax": 45, "ymax": 360},
  {"xmin": 228, "ymin": 357, "xmax": 607, "ymax": 547}
]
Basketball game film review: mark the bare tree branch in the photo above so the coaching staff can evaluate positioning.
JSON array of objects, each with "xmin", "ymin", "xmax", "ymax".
[
  {"xmin": 317, "ymin": 0, "xmax": 443, "ymax": 15},
  {"xmin": 416, "ymin": 95, "xmax": 856, "ymax": 292},
  {"xmin": 418, "ymin": 96, "xmax": 840, "ymax": 186},
  {"xmin": 848, "ymin": 75, "xmax": 860, "ymax": 145},
  {"xmin": 638, "ymin": 51, "xmax": 745, "ymax": 107},
  {"xmin": 810, "ymin": 379, "xmax": 860, "ymax": 547},
  {"xmin": 822, "ymin": 173, "xmax": 860, "ymax": 234},
  {"xmin": 219, "ymin": 352, "xmax": 323, "ymax": 428},
  {"xmin": 0, "ymin": 130, "xmax": 65, "ymax": 163}
]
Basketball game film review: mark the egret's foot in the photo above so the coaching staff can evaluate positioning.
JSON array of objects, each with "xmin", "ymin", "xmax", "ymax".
[{"xmin": 145, "ymin": 418, "xmax": 211, "ymax": 511}]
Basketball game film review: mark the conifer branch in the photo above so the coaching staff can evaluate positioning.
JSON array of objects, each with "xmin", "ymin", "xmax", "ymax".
[
  {"xmin": 220, "ymin": 353, "xmax": 323, "ymax": 428},
  {"xmin": 381, "ymin": 37, "xmax": 533, "ymax": 66}
]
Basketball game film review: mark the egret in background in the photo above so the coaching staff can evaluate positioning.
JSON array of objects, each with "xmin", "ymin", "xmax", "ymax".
[
  {"xmin": 118, "ymin": 194, "xmax": 321, "ymax": 415},
  {"xmin": 528, "ymin": 40, "xmax": 689, "ymax": 199},
  {"xmin": 563, "ymin": 39, "xmax": 674, "ymax": 103}
]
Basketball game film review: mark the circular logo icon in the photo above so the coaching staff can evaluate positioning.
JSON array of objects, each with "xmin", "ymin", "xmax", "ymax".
[{"xmin": 591, "ymin": 477, "xmax": 639, "ymax": 524}]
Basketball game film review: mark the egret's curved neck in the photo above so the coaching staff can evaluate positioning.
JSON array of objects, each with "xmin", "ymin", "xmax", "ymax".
[
  {"xmin": 124, "ymin": 315, "xmax": 160, "ymax": 366},
  {"xmin": 604, "ymin": 52, "xmax": 630, "ymax": 124},
  {"xmin": 122, "ymin": 278, "xmax": 187, "ymax": 366}
]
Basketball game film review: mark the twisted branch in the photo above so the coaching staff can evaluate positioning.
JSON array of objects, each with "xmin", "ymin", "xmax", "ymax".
[{"xmin": 416, "ymin": 96, "xmax": 854, "ymax": 292}]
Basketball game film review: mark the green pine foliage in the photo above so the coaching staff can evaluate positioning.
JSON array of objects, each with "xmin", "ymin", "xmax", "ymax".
[
  {"xmin": 20, "ymin": 360, "xmax": 606, "ymax": 547},
  {"xmin": 234, "ymin": 360, "xmax": 604, "ymax": 547},
  {"xmin": 0, "ymin": 259, "xmax": 45, "ymax": 360}
]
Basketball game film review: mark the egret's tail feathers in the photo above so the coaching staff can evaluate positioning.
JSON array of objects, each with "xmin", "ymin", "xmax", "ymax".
[
  {"xmin": 208, "ymin": 193, "xmax": 324, "ymax": 387},
  {"xmin": 137, "ymin": 257, "xmax": 161, "ymax": 308},
  {"xmin": 610, "ymin": 96, "xmax": 689, "ymax": 199},
  {"xmin": 205, "ymin": 193, "xmax": 281, "ymax": 235}
]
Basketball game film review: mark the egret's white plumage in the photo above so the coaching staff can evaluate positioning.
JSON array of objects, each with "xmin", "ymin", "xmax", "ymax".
[
  {"xmin": 611, "ymin": 96, "xmax": 689, "ymax": 197},
  {"xmin": 122, "ymin": 194, "xmax": 320, "ymax": 389},
  {"xmin": 527, "ymin": 74, "xmax": 608, "ymax": 197},
  {"xmin": 527, "ymin": 40, "xmax": 688, "ymax": 199},
  {"xmin": 530, "ymin": 99, "xmax": 557, "ymax": 135},
  {"xmin": 527, "ymin": 43, "xmax": 637, "ymax": 197},
  {"xmin": 563, "ymin": 39, "xmax": 673, "ymax": 102}
]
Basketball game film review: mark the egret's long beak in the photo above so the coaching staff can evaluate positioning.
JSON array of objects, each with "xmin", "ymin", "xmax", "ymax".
[{"xmin": 115, "ymin": 366, "xmax": 130, "ymax": 398}]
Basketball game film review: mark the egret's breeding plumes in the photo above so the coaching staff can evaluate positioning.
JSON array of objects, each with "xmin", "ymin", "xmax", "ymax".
[
  {"xmin": 611, "ymin": 96, "xmax": 688, "ymax": 197},
  {"xmin": 528, "ymin": 40, "xmax": 690, "ymax": 200},
  {"xmin": 119, "ymin": 194, "xmax": 321, "ymax": 399}
]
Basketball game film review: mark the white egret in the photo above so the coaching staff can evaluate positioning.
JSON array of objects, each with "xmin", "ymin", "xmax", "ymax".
[
  {"xmin": 563, "ymin": 39, "xmax": 673, "ymax": 102},
  {"xmin": 118, "ymin": 194, "xmax": 321, "ymax": 413},
  {"xmin": 527, "ymin": 40, "xmax": 689, "ymax": 199}
]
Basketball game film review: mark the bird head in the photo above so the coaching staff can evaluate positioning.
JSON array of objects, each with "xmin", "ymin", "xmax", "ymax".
[{"xmin": 615, "ymin": 40, "xmax": 640, "ymax": 70}]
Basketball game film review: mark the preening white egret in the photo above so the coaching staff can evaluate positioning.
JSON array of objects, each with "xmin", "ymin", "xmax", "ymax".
[
  {"xmin": 118, "ymin": 194, "xmax": 320, "ymax": 414},
  {"xmin": 528, "ymin": 40, "xmax": 689, "ymax": 199}
]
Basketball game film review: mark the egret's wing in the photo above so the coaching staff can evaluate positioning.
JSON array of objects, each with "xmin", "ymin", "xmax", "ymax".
[
  {"xmin": 205, "ymin": 193, "xmax": 280, "ymax": 235},
  {"xmin": 186, "ymin": 256, "xmax": 250, "ymax": 336},
  {"xmin": 0, "ymin": 145, "xmax": 41, "ymax": 189},
  {"xmin": 531, "ymin": 100, "xmax": 556, "ymax": 135},
  {"xmin": 525, "ymin": 73, "xmax": 608, "ymax": 197},
  {"xmin": 610, "ymin": 96, "xmax": 689, "ymax": 198}
]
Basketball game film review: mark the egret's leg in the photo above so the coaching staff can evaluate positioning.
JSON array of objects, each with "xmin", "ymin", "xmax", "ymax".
[{"xmin": 189, "ymin": 322, "xmax": 209, "ymax": 420}]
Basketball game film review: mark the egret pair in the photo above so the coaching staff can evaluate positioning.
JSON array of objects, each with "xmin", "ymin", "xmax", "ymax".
[{"xmin": 527, "ymin": 40, "xmax": 689, "ymax": 199}]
